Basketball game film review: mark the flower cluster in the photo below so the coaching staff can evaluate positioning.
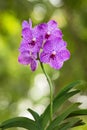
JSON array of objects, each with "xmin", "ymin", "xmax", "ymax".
[{"xmin": 18, "ymin": 19, "xmax": 70, "ymax": 71}]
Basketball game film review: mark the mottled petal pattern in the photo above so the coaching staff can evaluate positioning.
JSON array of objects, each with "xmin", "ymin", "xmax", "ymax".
[
  {"xmin": 22, "ymin": 28, "xmax": 32, "ymax": 41},
  {"xmin": 58, "ymin": 49, "xmax": 70, "ymax": 61},
  {"xmin": 18, "ymin": 19, "xmax": 70, "ymax": 71},
  {"xmin": 50, "ymin": 56, "xmax": 64, "ymax": 69},
  {"xmin": 47, "ymin": 20, "xmax": 57, "ymax": 31},
  {"xmin": 43, "ymin": 40, "xmax": 54, "ymax": 52},
  {"xmin": 22, "ymin": 21, "xmax": 30, "ymax": 29},
  {"xmin": 52, "ymin": 29, "xmax": 63, "ymax": 38},
  {"xmin": 30, "ymin": 59, "xmax": 38, "ymax": 71},
  {"xmin": 40, "ymin": 52, "xmax": 50, "ymax": 63},
  {"xmin": 18, "ymin": 52, "xmax": 32, "ymax": 65},
  {"xmin": 22, "ymin": 19, "xmax": 32, "ymax": 29}
]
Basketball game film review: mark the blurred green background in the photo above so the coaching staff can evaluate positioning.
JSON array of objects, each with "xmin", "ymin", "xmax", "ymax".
[{"xmin": 0, "ymin": 0, "xmax": 87, "ymax": 130}]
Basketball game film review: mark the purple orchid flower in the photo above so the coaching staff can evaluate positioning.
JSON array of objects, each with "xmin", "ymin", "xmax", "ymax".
[
  {"xmin": 22, "ymin": 19, "xmax": 32, "ymax": 29},
  {"xmin": 19, "ymin": 20, "xmax": 43, "ymax": 53},
  {"xmin": 18, "ymin": 19, "xmax": 70, "ymax": 71},
  {"xmin": 44, "ymin": 20, "xmax": 62, "ymax": 40},
  {"xmin": 40, "ymin": 38, "xmax": 70, "ymax": 69},
  {"xmin": 18, "ymin": 51, "xmax": 38, "ymax": 71},
  {"xmin": 37, "ymin": 20, "xmax": 62, "ymax": 41}
]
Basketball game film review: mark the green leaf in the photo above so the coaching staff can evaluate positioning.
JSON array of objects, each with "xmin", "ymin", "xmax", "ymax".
[
  {"xmin": 46, "ymin": 103, "xmax": 80, "ymax": 130},
  {"xmin": 0, "ymin": 117, "xmax": 38, "ymax": 130},
  {"xmin": 72, "ymin": 119, "xmax": 85, "ymax": 128},
  {"xmin": 53, "ymin": 90, "xmax": 80, "ymax": 113},
  {"xmin": 53, "ymin": 118, "xmax": 85, "ymax": 130},
  {"xmin": 67, "ymin": 109, "xmax": 87, "ymax": 118},
  {"xmin": 27, "ymin": 108, "xmax": 43, "ymax": 130},
  {"xmin": 56, "ymin": 80, "xmax": 83, "ymax": 98},
  {"xmin": 27, "ymin": 109, "xmax": 43, "ymax": 130},
  {"xmin": 27, "ymin": 108, "xmax": 40, "ymax": 121},
  {"xmin": 40, "ymin": 90, "xmax": 80, "ymax": 129},
  {"xmin": 40, "ymin": 80, "xmax": 83, "ymax": 129}
]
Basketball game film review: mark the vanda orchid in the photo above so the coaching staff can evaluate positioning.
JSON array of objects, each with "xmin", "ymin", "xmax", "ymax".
[
  {"xmin": 18, "ymin": 19, "xmax": 70, "ymax": 71},
  {"xmin": 0, "ymin": 19, "xmax": 87, "ymax": 130}
]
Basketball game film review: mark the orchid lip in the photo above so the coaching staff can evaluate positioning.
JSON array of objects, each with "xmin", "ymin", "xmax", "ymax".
[
  {"xmin": 50, "ymin": 51, "xmax": 56, "ymax": 60},
  {"xmin": 45, "ymin": 31, "xmax": 51, "ymax": 39},
  {"xmin": 28, "ymin": 37, "xmax": 36, "ymax": 46}
]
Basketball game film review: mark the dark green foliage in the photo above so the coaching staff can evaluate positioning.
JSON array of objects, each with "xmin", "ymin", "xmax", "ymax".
[
  {"xmin": 0, "ymin": 117, "xmax": 37, "ymax": 130},
  {"xmin": 0, "ymin": 81, "xmax": 87, "ymax": 130}
]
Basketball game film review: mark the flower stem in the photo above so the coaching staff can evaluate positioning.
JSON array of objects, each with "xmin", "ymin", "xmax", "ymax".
[{"xmin": 40, "ymin": 62, "xmax": 53, "ymax": 122}]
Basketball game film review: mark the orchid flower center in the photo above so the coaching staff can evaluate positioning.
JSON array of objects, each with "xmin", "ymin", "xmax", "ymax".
[
  {"xmin": 50, "ymin": 50, "xmax": 56, "ymax": 60},
  {"xmin": 45, "ymin": 31, "xmax": 51, "ymax": 39},
  {"xmin": 30, "ymin": 38, "xmax": 36, "ymax": 46}
]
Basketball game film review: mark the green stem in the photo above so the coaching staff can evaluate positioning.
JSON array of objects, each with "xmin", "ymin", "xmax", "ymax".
[{"xmin": 40, "ymin": 62, "xmax": 53, "ymax": 122}]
